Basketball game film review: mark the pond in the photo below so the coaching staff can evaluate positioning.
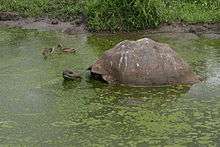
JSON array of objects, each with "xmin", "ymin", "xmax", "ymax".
[{"xmin": 0, "ymin": 28, "xmax": 219, "ymax": 147}]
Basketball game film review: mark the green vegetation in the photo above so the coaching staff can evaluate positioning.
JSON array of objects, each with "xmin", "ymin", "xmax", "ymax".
[
  {"xmin": 164, "ymin": 0, "xmax": 220, "ymax": 22},
  {"xmin": 0, "ymin": 0, "xmax": 84, "ymax": 21},
  {"xmin": 84, "ymin": 0, "xmax": 166, "ymax": 31},
  {"xmin": 0, "ymin": 0, "xmax": 219, "ymax": 31}
]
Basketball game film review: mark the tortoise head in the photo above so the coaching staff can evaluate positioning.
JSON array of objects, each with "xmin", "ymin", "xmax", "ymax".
[{"xmin": 63, "ymin": 69, "xmax": 81, "ymax": 80}]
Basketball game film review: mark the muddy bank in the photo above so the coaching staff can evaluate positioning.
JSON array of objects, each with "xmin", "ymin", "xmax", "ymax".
[
  {"xmin": 149, "ymin": 22, "xmax": 220, "ymax": 34},
  {"xmin": 0, "ymin": 12, "xmax": 219, "ymax": 35},
  {"xmin": 0, "ymin": 15, "xmax": 87, "ymax": 34},
  {"xmin": 1, "ymin": 19, "xmax": 219, "ymax": 36}
]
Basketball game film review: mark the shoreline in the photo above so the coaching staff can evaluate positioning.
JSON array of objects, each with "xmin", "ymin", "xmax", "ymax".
[
  {"xmin": 0, "ymin": 17, "xmax": 87, "ymax": 34},
  {"xmin": 0, "ymin": 16, "xmax": 219, "ymax": 35}
]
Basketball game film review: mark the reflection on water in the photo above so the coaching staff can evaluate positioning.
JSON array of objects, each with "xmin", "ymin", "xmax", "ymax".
[{"xmin": 0, "ymin": 28, "xmax": 219, "ymax": 146}]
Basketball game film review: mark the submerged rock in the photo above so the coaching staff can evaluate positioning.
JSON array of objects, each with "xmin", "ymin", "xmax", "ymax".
[
  {"xmin": 63, "ymin": 69, "xmax": 82, "ymax": 81},
  {"xmin": 89, "ymin": 38, "xmax": 200, "ymax": 86}
]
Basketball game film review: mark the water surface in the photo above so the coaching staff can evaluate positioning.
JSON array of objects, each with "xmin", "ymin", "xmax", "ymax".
[{"xmin": 0, "ymin": 28, "xmax": 219, "ymax": 147}]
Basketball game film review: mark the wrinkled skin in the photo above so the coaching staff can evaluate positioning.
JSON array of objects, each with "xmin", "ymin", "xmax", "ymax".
[
  {"xmin": 90, "ymin": 38, "xmax": 200, "ymax": 86},
  {"xmin": 63, "ymin": 69, "xmax": 82, "ymax": 81}
]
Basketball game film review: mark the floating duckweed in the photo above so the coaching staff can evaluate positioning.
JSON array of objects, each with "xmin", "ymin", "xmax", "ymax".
[{"xmin": 0, "ymin": 28, "xmax": 219, "ymax": 146}]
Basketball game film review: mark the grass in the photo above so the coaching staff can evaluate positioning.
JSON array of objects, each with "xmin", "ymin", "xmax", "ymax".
[
  {"xmin": 84, "ymin": 0, "xmax": 166, "ymax": 31},
  {"xmin": 0, "ymin": 0, "xmax": 84, "ymax": 21},
  {"xmin": 164, "ymin": 0, "xmax": 220, "ymax": 23},
  {"xmin": 0, "ymin": 0, "xmax": 219, "ymax": 31}
]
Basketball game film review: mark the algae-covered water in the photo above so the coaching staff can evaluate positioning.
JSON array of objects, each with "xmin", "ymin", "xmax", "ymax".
[{"xmin": 0, "ymin": 28, "xmax": 219, "ymax": 147}]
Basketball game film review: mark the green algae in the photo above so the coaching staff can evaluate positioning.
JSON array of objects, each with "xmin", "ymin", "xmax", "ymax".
[{"xmin": 0, "ymin": 28, "xmax": 220, "ymax": 146}]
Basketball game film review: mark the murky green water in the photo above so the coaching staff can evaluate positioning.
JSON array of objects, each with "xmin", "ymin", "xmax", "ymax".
[{"xmin": 0, "ymin": 28, "xmax": 219, "ymax": 147}]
